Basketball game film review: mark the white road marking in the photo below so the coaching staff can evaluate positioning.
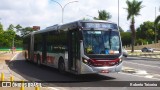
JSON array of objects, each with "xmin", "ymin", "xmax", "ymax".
[
  {"xmin": 119, "ymin": 72, "xmax": 160, "ymax": 80},
  {"xmin": 145, "ymin": 75, "xmax": 153, "ymax": 78},
  {"xmin": 47, "ymin": 87, "xmax": 59, "ymax": 90},
  {"xmin": 11, "ymin": 52, "xmax": 20, "ymax": 61},
  {"xmin": 124, "ymin": 61, "xmax": 160, "ymax": 69},
  {"xmin": 153, "ymin": 74, "xmax": 160, "ymax": 77},
  {"xmin": 136, "ymin": 70, "xmax": 148, "ymax": 75},
  {"xmin": 122, "ymin": 66, "xmax": 160, "ymax": 80}
]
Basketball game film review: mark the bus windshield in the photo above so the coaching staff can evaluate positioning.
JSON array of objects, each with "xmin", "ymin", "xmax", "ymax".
[{"xmin": 83, "ymin": 30, "xmax": 121, "ymax": 55}]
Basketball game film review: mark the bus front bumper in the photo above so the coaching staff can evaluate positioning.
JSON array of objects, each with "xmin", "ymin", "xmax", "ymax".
[
  {"xmin": 80, "ymin": 62, "xmax": 123, "ymax": 74},
  {"xmin": 92, "ymin": 62, "xmax": 123, "ymax": 73}
]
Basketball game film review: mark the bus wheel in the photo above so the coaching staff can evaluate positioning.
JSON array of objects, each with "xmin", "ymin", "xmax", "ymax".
[
  {"xmin": 37, "ymin": 54, "xmax": 41, "ymax": 66},
  {"xmin": 58, "ymin": 59, "xmax": 65, "ymax": 74}
]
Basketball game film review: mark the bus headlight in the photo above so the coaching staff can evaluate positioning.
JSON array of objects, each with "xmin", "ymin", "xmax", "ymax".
[
  {"xmin": 82, "ymin": 58, "xmax": 88, "ymax": 64},
  {"xmin": 119, "ymin": 59, "xmax": 122, "ymax": 62},
  {"xmin": 82, "ymin": 58, "xmax": 92, "ymax": 66},
  {"xmin": 83, "ymin": 59, "xmax": 88, "ymax": 63}
]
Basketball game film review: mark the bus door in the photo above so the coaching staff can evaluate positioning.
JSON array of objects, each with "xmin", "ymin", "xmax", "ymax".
[{"xmin": 68, "ymin": 30, "xmax": 80, "ymax": 72}]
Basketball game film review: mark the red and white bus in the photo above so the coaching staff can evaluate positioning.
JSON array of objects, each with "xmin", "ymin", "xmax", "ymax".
[{"xmin": 23, "ymin": 20, "xmax": 123, "ymax": 74}]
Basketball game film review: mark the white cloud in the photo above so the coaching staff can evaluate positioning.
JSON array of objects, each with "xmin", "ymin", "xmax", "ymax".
[{"xmin": 0, "ymin": 0, "xmax": 159, "ymax": 31}]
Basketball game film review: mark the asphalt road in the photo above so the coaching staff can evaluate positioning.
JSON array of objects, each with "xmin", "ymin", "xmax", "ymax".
[
  {"xmin": 7, "ymin": 52, "xmax": 160, "ymax": 90},
  {"xmin": 123, "ymin": 57, "xmax": 160, "ymax": 77}
]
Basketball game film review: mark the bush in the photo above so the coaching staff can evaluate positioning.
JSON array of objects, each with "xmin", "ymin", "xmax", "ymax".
[{"xmin": 136, "ymin": 39, "xmax": 147, "ymax": 45}]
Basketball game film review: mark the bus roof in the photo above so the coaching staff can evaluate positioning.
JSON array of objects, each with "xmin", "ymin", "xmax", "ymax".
[
  {"xmin": 78, "ymin": 20, "xmax": 116, "ymax": 23},
  {"xmin": 30, "ymin": 20, "xmax": 117, "ymax": 35}
]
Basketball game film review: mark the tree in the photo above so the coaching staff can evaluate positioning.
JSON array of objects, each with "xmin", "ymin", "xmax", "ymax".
[
  {"xmin": 136, "ymin": 38, "xmax": 147, "ymax": 45},
  {"xmin": 14, "ymin": 24, "xmax": 23, "ymax": 47},
  {"xmin": 136, "ymin": 21, "xmax": 155, "ymax": 43},
  {"xmin": 1, "ymin": 28, "xmax": 16, "ymax": 47},
  {"xmin": 15, "ymin": 34, "xmax": 23, "ymax": 47},
  {"xmin": 15, "ymin": 24, "xmax": 22, "ymax": 30},
  {"xmin": 15, "ymin": 24, "xmax": 23, "ymax": 37},
  {"xmin": 19, "ymin": 27, "xmax": 34, "ymax": 37},
  {"xmin": 0, "ymin": 23, "xmax": 3, "ymax": 31},
  {"xmin": 137, "ymin": 21, "xmax": 154, "ymax": 39},
  {"xmin": 82, "ymin": 17, "xmax": 90, "ymax": 21},
  {"xmin": 15, "ymin": 25, "xmax": 34, "ymax": 37},
  {"xmin": 7, "ymin": 24, "xmax": 15, "ymax": 31},
  {"xmin": 146, "ymin": 29, "xmax": 155, "ymax": 40},
  {"xmin": 0, "ymin": 23, "xmax": 4, "ymax": 36},
  {"xmin": 0, "ymin": 24, "xmax": 16, "ymax": 47},
  {"xmin": 0, "ymin": 23, "xmax": 24, "ymax": 48},
  {"xmin": 155, "ymin": 15, "xmax": 160, "ymax": 42},
  {"xmin": 94, "ymin": 10, "xmax": 111, "ymax": 20},
  {"xmin": 119, "ymin": 26, "xmax": 124, "ymax": 32},
  {"xmin": 0, "ymin": 23, "xmax": 4, "ymax": 47},
  {"xmin": 154, "ymin": 15, "xmax": 160, "ymax": 26},
  {"xmin": 120, "ymin": 32, "xmax": 131, "ymax": 46},
  {"xmin": 125, "ymin": 0, "xmax": 144, "ymax": 52}
]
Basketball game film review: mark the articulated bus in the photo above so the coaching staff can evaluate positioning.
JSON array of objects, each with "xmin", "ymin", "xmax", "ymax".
[{"xmin": 23, "ymin": 20, "xmax": 123, "ymax": 74}]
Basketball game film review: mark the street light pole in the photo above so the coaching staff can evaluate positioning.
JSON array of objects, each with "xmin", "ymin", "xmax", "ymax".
[
  {"xmin": 51, "ymin": 0, "xmax": 78, "ymax": 23},
  {"xmin": 118, "ymin": 0, "xmax": 119, "ymax": 28},
  {"xmin": 155, "ymin": 7, "xmax": 157, "ymax": 43}
]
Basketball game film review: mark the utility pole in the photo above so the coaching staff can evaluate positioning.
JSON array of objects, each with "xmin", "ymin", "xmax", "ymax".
[
  {"xmin": 155, "ymin": 7, "xmax": 157, "ymax": 43},
  {"xmin": 118, "ymin": 0, "xmax": 119, "ymax": 28}
]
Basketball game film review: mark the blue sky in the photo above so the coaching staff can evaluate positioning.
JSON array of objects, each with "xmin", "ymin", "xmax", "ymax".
[{"xmin": 0, "ymin": 0, "xmax": 159, "ymax": 31}]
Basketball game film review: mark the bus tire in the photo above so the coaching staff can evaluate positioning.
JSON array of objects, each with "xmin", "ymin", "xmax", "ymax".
[
  {"xmin": 58, "ymin": 59, "xmax": 65, "ymax": 74},
  {"xmin": 37, "ymin": 54, "xmax": 41, "ymax": 66}
]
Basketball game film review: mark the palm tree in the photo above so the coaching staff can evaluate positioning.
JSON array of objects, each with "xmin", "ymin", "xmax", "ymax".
[
  {"xmin": 125, "ymin": 0, "xmax": 144, "ymax": 53},
  {"xmin": 154, "ymin": 15, "xmax": 160, "ymax": 42},
  {"xmin": 94, "ymin": 10, "xmax": 111, "ymax": 20},
  {"xmin": 154, "ymin": 15, "xmax": 160, "ymax": 26}
]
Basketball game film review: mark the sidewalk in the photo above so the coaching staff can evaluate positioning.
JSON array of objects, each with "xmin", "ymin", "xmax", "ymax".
[
  {"xmin": 128, "ymin": 52, "xmax": 160, "ymax": 59},
  {"xmin": 0, "ymin": 51, "xmax": 52, "ymax": 90},
  {"xmin": 0, "ymin": 52, "xmax": 22, "ymax": 80}
]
